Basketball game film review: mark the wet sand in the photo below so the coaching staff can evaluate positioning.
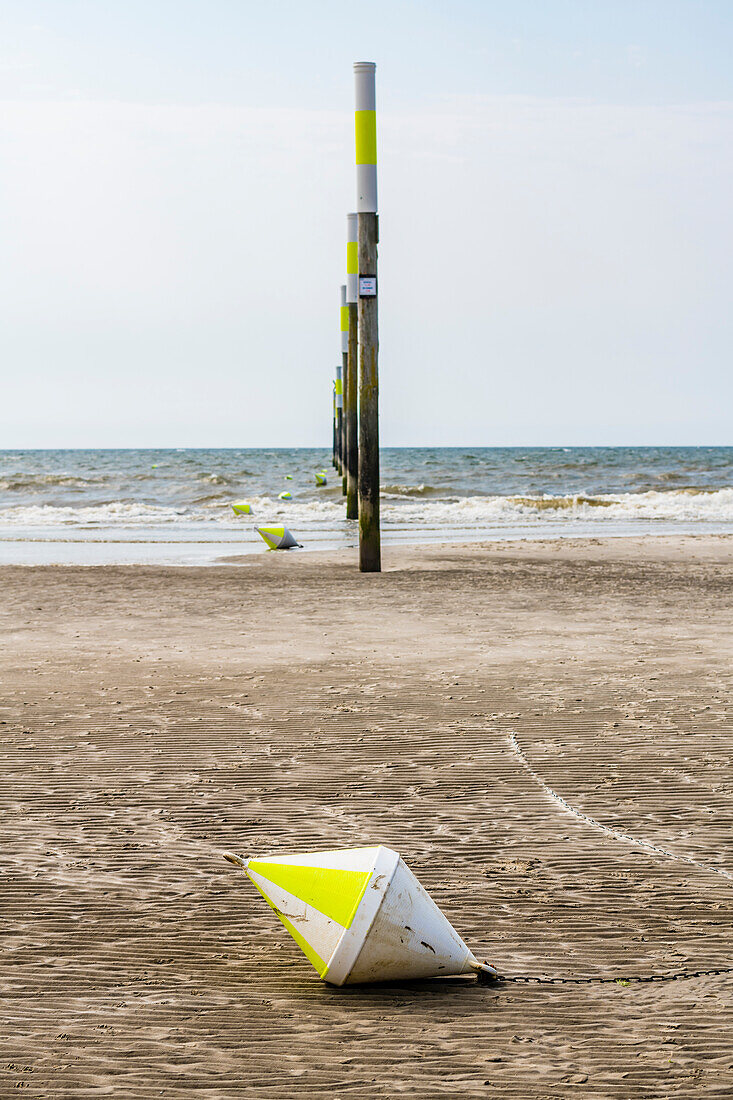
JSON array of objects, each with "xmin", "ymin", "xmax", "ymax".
[{"xmin": 1, "ymin": 535, "xmax": 732, "ymax": 1098}]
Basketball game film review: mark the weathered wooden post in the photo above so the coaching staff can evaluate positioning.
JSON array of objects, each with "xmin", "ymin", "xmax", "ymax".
[
  {"xmin": 340, "ymin": 284, "xmax": 349, "ymax": 494},
  {"xmin": 345, "ymin": 213, "xmax": 359, "ymax": 519},
  {"xmin": 332, "ymin": 382, "xmax": 337, "ymax": 468},
  {"xmin": 335, "ymin": 362, "xmax": 343, "ymax": 474},
  {"xmin": 354, "ymin": 61, "xmax": 380, "ymax": 572}
]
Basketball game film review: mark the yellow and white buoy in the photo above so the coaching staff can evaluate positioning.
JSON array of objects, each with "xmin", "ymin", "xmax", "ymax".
[
  {"xmin": 254, "ymin": 526, "xmax": 301, "ymax": 550},
  {"xmin": 224, "ymin": 845, "xmax": 497, "ymax": 984}
]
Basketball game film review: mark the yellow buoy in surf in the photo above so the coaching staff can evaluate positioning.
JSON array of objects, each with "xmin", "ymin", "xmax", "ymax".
[
  {"xmin": 231, "ymin": 501, "xmax": 252, "ymax": 515},
  {"xmin": 315, "ymin": 472, "xmax": 327, "ymax": 486},
  {"xmin": 284, "ymin": 475, "xmax": 293, "ymax": 480},
  {"xmin": 255, "ymin": 526, "xmax": 301, "ymax": 550},
  {"xmin": 279, "ymin": 491, "xmax": 292, "ymax": 501}
]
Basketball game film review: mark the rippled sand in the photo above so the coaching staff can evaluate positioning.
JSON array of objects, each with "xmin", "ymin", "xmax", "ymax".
[{"xmin": 1, "ymin": 535, "xmax": 732, "ymax": 1097}]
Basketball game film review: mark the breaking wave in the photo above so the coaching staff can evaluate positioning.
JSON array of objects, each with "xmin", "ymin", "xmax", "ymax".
[
  {"xmin": 380, "ymin": 483, "xmax": 446, "ymax": 498},
  {"xmin": 0, "ymin": 473, "xmax": 111, "ymax": 491},
  {"xmin": 0, "ymin": 502, "xmax": 188, "ymax": 527},
  {"xmin": 378, "ymin": 488, "xmax": 733, "ymax": 525},
  {"xmin": 1, "ymin": 488, "xmax": 732, "ymax": 531}
]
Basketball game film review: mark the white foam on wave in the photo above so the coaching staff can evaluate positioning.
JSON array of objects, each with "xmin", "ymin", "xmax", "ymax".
[
  {"xmin": 0, "ymin": 501, "xmax": 185, "ymax": 526},
  {"xmin": 379, "ymin": 487, "xmax": 733, "ymax": 527},
  {"xmin": 1, "ymin": 488, "xmax": 732, "ymax": 533}
]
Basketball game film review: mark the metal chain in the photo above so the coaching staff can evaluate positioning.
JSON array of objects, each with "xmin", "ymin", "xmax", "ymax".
[
  {"xmin": 489, "ymin": 732, "xmax": 733, "ymax": 986},
  {"xmin": 481, "ymin": 967, "xmax": 733, "ymax": 986}
]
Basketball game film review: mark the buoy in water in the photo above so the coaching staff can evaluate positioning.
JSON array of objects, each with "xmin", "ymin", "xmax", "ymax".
[
  {"xmin": 255, "ymin": 526, "xmax": 301, "ymax": 550},
  {"xmin": 315, "ymin": 472, "xmax": 327, "ymax": 486},
  {"xmin": 231, "ymin": 501, "xmax": 252, "ymax": 515},
  {"xmin": 223, "ymin": 845, "xmax": 497, "ymax": 985},
  {"xmin": 278, "ymin": 491, "xmax": 292, "ymax": 500},
  {"xmin": 284, "ymin": 475, "xmax": 293, "ymax": 480}
]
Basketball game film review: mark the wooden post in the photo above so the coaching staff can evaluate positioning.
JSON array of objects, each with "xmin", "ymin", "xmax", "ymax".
[
  {"xmin": 345, "ymin": 213, "xmax": 359, "ymax": 519},
  {"xmin": 339, "ymin": 285, "xmax": 349, "ymax": 494},
  {"xmin": 341, "ymin": 351, "xmax": 348, "ymax": 491},
  {"xmin": 332, "ymin": 383, "xmax": 337, "ymax": 468},
  {"xmin": 354, "ymin": 61, "xmax": 380, "ymax": 572},
  {"xmin": 335, "ymin": 363, "xmax": 343, "ymax": 474}
]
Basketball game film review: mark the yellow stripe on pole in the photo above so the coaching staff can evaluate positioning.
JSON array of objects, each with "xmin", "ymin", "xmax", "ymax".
[
  {"xmin": 335, "ymin": 378, "xmax": 343, "ymax": 395},
  {"xmin": 340, "ymin": 305, "xmax": 349, "ymax": 332},
  {"xmin": 355, "ymin": 110, "xmax": 377, "ymax": 164},
  {"xmin": 346, "ymin": 240, "xmax": 358, "ymax": 275}
]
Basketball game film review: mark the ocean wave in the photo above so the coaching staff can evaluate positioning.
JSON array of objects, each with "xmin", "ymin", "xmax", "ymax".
[
  {"xmin": 196, "ymin": 473, "xmax": 232, "ymax": 485},
  {"xmin": 191, "ymin": 491, "xmax": 232, "ymax": 505},
  {"xmin": 380, "ymin": 483, "xmax": 449, "ymax": 498},
  {"xmin": 0, "ymin": 502, "xmax": 187, "ymax": 526},
  {"xmin": 1, "ymin": 487, "xmax": 732, "ymax": 531},
  {"xmin": 0, "ymin": 473, "xmax": 111, "ymax": 491},
  {"xmin": 377, "ymin": 488, "xmax": 733, "ymax": 525},
  {"xmin": 507, "ymin": 495, "xmax": 613, "ymax": 511}
]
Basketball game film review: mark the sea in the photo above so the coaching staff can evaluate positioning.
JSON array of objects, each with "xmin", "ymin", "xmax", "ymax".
[{"xmin": 0, "ymin": 446, "xmax": 731, "ymax": 565}]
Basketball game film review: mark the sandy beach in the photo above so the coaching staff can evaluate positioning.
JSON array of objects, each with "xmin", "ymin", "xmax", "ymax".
[{"xmin": 2, "ymin": 535, "xmax": 732, "ymax": 1098}]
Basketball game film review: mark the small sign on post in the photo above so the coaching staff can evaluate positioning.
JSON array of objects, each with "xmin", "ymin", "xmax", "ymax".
[{"xmin": 358, "ymin": 275, "xmax": 377, "ymax": 297}]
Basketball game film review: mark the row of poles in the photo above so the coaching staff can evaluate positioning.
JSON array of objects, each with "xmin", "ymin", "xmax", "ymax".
[{"xmin": 332, "ymin": 62, "xmax": 380, "ymax": 573}]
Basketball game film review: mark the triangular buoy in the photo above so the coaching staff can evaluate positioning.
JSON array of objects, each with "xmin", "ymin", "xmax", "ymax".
[
  {"xmin": 223, "ymin": 845, "xmax": 497, "ymax": 984},
  {"xmin": 278, "ymin": 491, "xmax": 292, "ymax": 501},
  {"xmin": 231, "ymin": 500, "xmax": 252, "ymax": 515},
  {"xmin": 255, "ymin": 526, "xmax": 301, "ymax": 550},
  {"xmin": 315, "ymin": 473, "xmax": 327, "ymax": 486}
]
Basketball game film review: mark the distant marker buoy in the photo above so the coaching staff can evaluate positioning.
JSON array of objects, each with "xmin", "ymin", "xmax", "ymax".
[
  {"xmin": 315, "ymin": 473, "xmax": 327, "ymax": 486},
  {"xmin": 284, "ymin": 475, "xmax": 293, "ymax": 480},
  {"xmin": 278, "ymin": 491, "xmax": 292, "ymax": 501},
  {"xmin": 231, "ymin": 501, "xmax": 252, "ymax": 515},
  {"xmin": 223, "ymin": 845, "xmax": 497, "ymax": 984},
  {"xmin": 151, "ymin": 464, "xmax": 158, "ymax": 469},
  {"xmin": 255, "ymin": 526, "xmax": 301, "ymax": 550}
]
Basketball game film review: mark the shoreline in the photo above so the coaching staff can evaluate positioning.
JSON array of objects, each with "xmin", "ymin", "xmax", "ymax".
[{"xmin": 0, "ymin": 525, "xmax": 731, "ymax": 566}]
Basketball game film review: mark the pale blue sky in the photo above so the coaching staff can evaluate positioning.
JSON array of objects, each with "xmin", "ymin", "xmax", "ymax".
[{"xmin": 2, "ymin": 1, "xmax": 732, "ymax": 446}]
